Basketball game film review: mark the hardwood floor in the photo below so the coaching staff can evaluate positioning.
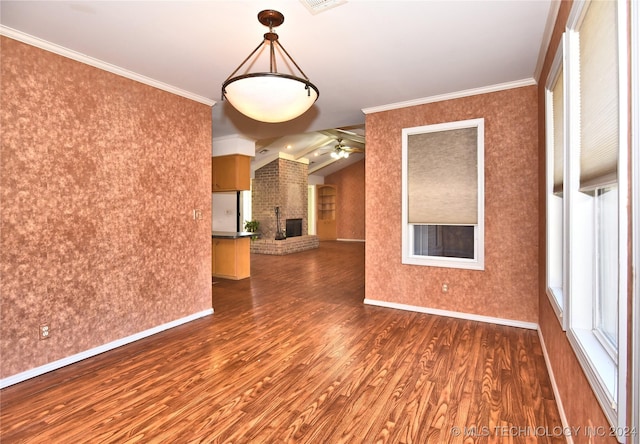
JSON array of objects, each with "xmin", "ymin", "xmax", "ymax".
[{"xmin": 1, "ymin": 241, "xmax": 564, "ymax": 443}]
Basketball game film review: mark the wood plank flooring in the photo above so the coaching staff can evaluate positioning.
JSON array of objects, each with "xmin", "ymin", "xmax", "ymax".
[{"xmin": 1, "ymin": 241, "xmax": 564, "ymax": 443}]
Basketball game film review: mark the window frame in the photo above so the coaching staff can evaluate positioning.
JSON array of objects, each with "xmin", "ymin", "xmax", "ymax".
[
  {"xmin": 544, "ymin": 36, "xmax": 568, "ymax": 327},
  {"xmin": 561, "ymin": 0, "xmax": 629, "ymax": 434},
  {"xmin": 401, "ymin": 118, "xmax": 485, "ymax": 270},
  {"xmin": 592, "ymin": 185, "xmax": 619, "ymax": 361}
]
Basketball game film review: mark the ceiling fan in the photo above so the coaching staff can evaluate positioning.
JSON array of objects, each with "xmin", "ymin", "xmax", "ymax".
[{"xmin": 327, "ymin": 138, "xmax": 365, "ymax": 159}]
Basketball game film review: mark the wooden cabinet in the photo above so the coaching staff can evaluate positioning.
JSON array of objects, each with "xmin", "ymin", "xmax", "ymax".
[
  {"xmin": 212, "ymin": 155, "xmax": 251, "ymax": 192},
  {"xmin": 316, "ymin": 184, "xmax": 337, "ymax": 240},
  {"xmin": 212, "ymin": 237, "xmax": 250, "ymax": 280}
]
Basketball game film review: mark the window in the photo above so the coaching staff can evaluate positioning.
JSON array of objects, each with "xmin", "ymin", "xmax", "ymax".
[
  {"xmin": 547, "ymin": 0, "xmax": 629, "ymax": 433},
  {"xmin": 545, "ymin": 37, "xmax": 566, "ymax": 322},
  {"xmin": 402, "ymin": 119, "xmax": 484, "ymax": 270},
  {"xmin": 594, "ymin": 186, "xmax": 618, "ymax": 353},
  {"xmin": 413, "ymin": 225, "xmax": 475, "ymax": 259}
]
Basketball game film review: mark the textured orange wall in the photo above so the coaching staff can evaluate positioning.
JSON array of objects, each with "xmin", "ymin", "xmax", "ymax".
[
  {"xmin": 536, "ymin": 1, "xmax": 617, "ymax": 441},
  {"xmin": 325, "ymin": 159, "xmax": 365, "ymax": 241},
  {"xmin": 365, "ymin": 86, "xmax": 539, "ymax": 323},
  {"xmin": 0, "ymin": 37, "xmax": 212, "ymax": 379}
]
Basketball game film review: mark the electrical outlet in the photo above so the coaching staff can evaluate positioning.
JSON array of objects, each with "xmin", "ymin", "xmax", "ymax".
[
  {"xmin": 441, "ymin": 283, "xmax": 449, "ymax": 293},
  {"xmin": 193, "ymin": 209, "xmax": 202, "ymax": 220},
  {"xmin": 39, "ymin": 324, "xmax": 50, "ymax": 340}
]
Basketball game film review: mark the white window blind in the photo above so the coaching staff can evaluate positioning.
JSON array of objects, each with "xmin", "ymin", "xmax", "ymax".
[
  {"xmin": 407, "ymin": 127, "xmax": 478, "ymax": 225},
  {"xmin": 552, "ymin": 66, "xmax": 565, "ymax": 194},
  {"xmin": 579, "ymin": 0, "xmax": 619, "ymax": 190}
]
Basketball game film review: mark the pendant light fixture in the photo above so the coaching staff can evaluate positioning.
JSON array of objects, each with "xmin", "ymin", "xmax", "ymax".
[{"xmin": 221, "ymin": 10, "xmax": 319, "ymax": 123}]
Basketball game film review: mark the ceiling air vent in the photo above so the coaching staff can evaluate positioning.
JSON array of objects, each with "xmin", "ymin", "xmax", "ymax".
[{"xmin": 300, "ymin": 0, "xmax": 347, "ymax": 15}]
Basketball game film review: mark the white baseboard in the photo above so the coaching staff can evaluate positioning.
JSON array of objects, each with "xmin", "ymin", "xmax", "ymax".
[
  {"xmin": 0, "ymin": 308, "xmax": 214, "ymax": 389},
  {"xmin": 537, "ymin": 328, "xmax": 573, "ymax": 444},
  {"xmin": 363, "ymin": 298, "xmax": 538, "ymax": 330},
  {"xmin": 337, "ymin": 238, "xmax": 365, "ymax": 243}
]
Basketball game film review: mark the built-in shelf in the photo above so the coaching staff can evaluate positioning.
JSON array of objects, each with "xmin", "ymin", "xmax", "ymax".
[{"xmin": 316, "ymin": 184, "xmax": 337, "ymax": 240}]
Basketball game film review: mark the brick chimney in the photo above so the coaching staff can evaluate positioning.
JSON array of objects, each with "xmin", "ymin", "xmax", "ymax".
[{"xmin": 252, "ymin": 156, "xmax": 308, "ymax": 240}]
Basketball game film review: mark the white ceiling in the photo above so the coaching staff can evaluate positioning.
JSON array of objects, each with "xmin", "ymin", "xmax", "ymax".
[{"xmin": 0, "ymin": 0, "xmax": 556, "ymax": 176}]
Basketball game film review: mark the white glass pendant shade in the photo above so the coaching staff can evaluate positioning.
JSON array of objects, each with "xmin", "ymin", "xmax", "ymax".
[
  {"xmin": 223, "ymin": 74, "xmax": 318, "ymax": 123},
  {"xmin": 222, "ymin": 10, "xmax": 319, "ymax": 123}
]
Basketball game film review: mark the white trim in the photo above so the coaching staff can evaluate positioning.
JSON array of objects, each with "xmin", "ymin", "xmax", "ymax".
[
  {"xmin": 363, "ymin": 298, "xmax": 538, "ymax": 330},
  {"xmin": 534, "ymin": 0, "xmax": 562, "ymax": 82},
  {"xmin": 544, "ymin": 36, "xmax": 567, "ymax": 328},
  {"xmin": 536, "ymin": 328, "xmax": 573, "ymax": 444},
  {"xmin": 546, "ymin": 288, "xmax": 564, "ymax": 326},
  {"xmin": 0, "ymin": 26, "xmax": 216, "ymax": 107},
  {"xmin": 562, "ymin": 0, "xmax": 629, "ymax": 434},
  {"xmin": 566, "ymin": 0, "xmax": 589, "ymax": 30},
  {"xmin": 563, "ymin": 26, "xmax": 580, "ymax": 334},
  {"xmin": 546, "ymin": 34, "xmax": 565, "ymax": 91},
  {"xmin": 0, "ymin": 309, "xmax": 214, "ymax": 389},
  {"xmin": 614, "ymin": 0, "xmax": 630, "ymax": 436},
  {"xmin": 566, "ymin": 328, "xmax": 619, "ymax": 429},
  {"xmin": 362, "ymin": 79, "xmax": 536, "ymax": 115},
  {"xmin": 401, "ymin": 118, "xmax": 485, "ymax": 271},
  {"xmin": 631, "ymin": 0, "xmax": 640, "ymax": 434},
  {"xmin": 336, "ymin": 238, "xmax": 365, "ymax": 243}
]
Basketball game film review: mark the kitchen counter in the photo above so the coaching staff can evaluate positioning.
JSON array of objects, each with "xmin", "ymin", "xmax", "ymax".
[
  {"xmin": 212, "ymin": 231, "xmax": 254, "ymax": 239},
  {"xmin": 212, "ymin": 233, "xmax": 251, "ymax": 280}
]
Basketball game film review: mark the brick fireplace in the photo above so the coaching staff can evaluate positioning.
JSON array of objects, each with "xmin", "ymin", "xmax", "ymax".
[
  {"xmin": 286, "ymin": 218, "xmax": 302, "ymax": 237},
  {"xmin": 250, "ymin": 155, "xmax": 319, "ymax": 255}
]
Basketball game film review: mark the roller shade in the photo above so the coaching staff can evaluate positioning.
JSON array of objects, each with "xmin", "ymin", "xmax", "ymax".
[
  {"xmin": 407, "ymin": 127, "xmax": 478, "ymax": 225},
  {"xmin": 579, "ymin": 0, "xmax": 619, "ymax": 190},
  {"xmin": 552, "ymin": 67, "xmax": 564, "ymax": 194}
]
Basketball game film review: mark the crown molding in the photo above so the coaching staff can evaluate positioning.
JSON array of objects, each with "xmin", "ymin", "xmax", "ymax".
[
  {"xmin": 361, "ymin": 78, "xmax": 537, "ymax": 115},
  {"xmin": 0, "ymin": 25, "xmax": 216, "ymax": 107},
  {"xmin": 534, "ymin": 0, "xmax": 562, "ymax": 82}
]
